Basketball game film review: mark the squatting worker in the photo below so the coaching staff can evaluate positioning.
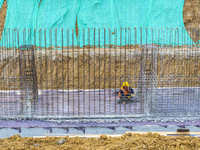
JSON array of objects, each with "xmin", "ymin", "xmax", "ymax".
[{"xmin": 118, "ymin": 82, "xmax": 134, "ymax": 98}]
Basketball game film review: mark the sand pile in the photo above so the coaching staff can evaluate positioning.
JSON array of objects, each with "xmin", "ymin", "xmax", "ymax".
[{"xmin": 1, "ymin": 133, "xmax": 200, "ymax": 149}]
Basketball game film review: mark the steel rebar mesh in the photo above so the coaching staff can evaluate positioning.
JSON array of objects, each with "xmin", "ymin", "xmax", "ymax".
[{"xmin": 0, "ymin": 27, "xmax": 199, "ymax": 119}]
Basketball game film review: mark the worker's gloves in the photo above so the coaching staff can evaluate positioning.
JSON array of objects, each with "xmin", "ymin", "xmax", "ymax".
[{"xmin": 128, "ymin": 96, "xmax": 131, "ymax": 98}]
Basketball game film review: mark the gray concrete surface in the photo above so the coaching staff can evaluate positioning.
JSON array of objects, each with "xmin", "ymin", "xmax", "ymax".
[
  {"xmin": 0, "ymin": 87, "xmax": 199, "ymax": 119},
  {"xmin": 1, "ymin": 125, "xmax": 200, "ymax": 139}
]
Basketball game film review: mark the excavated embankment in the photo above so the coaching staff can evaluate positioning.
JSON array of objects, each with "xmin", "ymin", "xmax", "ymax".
[{"xmin": 0, "ymin": 47, "xmax": 199, "ymax": 90}]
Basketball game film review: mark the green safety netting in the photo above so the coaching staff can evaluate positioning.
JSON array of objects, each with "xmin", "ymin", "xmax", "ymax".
[{"xmin": 0, "ymin": 0, "xmax": 197, "ymax": 47}]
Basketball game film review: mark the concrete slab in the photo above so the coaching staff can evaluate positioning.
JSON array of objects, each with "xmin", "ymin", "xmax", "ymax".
[
  {"xmin": 85, "ymin": 127, "xmax": 115, "ymax": 134},
  {"xmin": 20, "ymin": 128, "xmax": 51, "ymax": 137},
  {"xmin": 0, "ymin": 125, "xmax": 200, "ymax": 139},
  {"xmin": 67, "ymin": 128, "xmax": 85, "ymax": 134},
  {"xmin": 0, "ymin": 128, "xmax": 20, "ymax": 139}
]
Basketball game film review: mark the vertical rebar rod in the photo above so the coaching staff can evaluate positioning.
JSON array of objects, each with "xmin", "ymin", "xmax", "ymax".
[
  {"xmin": 188, "ymin": 27, "xmax": 191, "ymax": 113},
  {"xmin": 120, "ymin": 27, "xmax": 122, "ymax": 114},
  {"xmin": 156, "ymin": 28, "xmax": 159, "ymax": 114},
  {"xmin": 186, "ymin": 28, "xmax": 189, "ymax": 115},
  {"xmin": 9, "ymin": 29, "xmax": 12, "ymax": 117},
  {"xmin": 198, "ymin": 27, "xmax": 200, "ymax": 114},
  {"xmin": 28, "ymin": 29, "xmax": 31, "ymax": 45},
  {"xmin": 6, "ymin": 28, "xmax": 9, "ymax": 117},
  {"xmin": 166, "ymin": 28, "xmax": 169, "ymax": 113},
  {"xmin": 197, "ymin": 27, "xmax": 200, "ymax": 114},
  {"xmin": 191, "ymin": 28, "xmax": 195, "ymax": 114},
  {"xmin": 61, "ymin": 28, "xmax": 64, "ymax": 117},
  {"xmin": 128, "ymin": 28, "xmax": 131, "ymax": 114},
  {"xmin": 124, "ymin": 27, "xmax": 127, "ymax": 113},
  {"xmin": 55, "ymin": 28, "xmax": 58, "ymax": 117},
  {"xmin": 114, "ymin": 28, "xmax": 117, "ymax": 114},
  {"xmin": 88, "ymin": 28, "xmax": 90, "ymax": 116},
  {"xmin": 140, "ymin": 27, "xmax": 144, "ymax": 113},
  {"xmin": 49, "ymin": 29, "xmax": 53, "ymax": 117},
  {"xmin": 67, "ymin": 28, "xmax": 70, "ymax": 116},
  {"xmin": 39, "ymin": 29, "xmax": 43, "ymax": 117},
  {"xmin": 194, "ymin": 29, "xmax": 197, "ymax": 114},
  {"xmin": 176, "ymin": 28, "xmax": 180, "ymax": 113},
  {"xmin": 134, "ymin": 27, "xmax": 137, "ymax": 113},
  {"xmin": 172, "ymin": 27, "xmax": 175, "ymax": 115},
  {"xmin": 94, "ymin": 28, "xmax": 96, "ymax": 115},
  {"xmin": 11, "ymin": 29, "xmax": 14, "ymax": 117},
  {"xmin": 98, "ymin": 28, "xmax": 101, "ymax": 115},
  {"xmin": 18, "ymin": 29, "xmax": 22, "ymax": 118},
  {"xmin": 4, "ymin": 29, "xmax": 6, "ymax": 118},
  {"xmin": 0, "ymin": 29, "xmax": 2, "ymax": 117},
  {"xmin": 72, "ymin": 28, "xmax": 75, "ymax": 116},
  {"xmin": 182, "ymin": 27, "xmax": 185, "ymax": 114},
  {"xmin": 44, "ymin": 29, "xmax": 48, "ymax": 118},
  {"xmin": 83, "ymin": 28, "xmax": 85, "ymax": 115},
  {"xmin": 145, "ymin": 27, "xmax": 147, "ymax": 114},
  {"xmin": 104, "ymin": 28, "xmax": 106, "ymax": 115},
  {"xmin": 109, "ymin": 28, "xmax": 111, "ymax": 115},
  {"xmin": 77, "ymin": 28, "xmax": 80, "ymax": 116}
]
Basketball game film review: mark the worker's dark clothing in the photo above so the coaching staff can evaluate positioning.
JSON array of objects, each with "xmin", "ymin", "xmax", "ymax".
[{"xmin": 118, "ymin": 86, "xmax": 134, "ymax": 97}]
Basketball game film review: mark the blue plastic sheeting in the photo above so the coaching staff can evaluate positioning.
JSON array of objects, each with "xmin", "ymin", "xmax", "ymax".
[{"xmin": 0, "ymin": 0, "xmax": 197, "ymax": 47}]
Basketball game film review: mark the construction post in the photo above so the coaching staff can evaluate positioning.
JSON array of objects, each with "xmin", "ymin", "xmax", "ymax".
[
  {"xmin": 149, "ymin": 45, "xmax": 158, "ymax": 115},
  {"xmin": 136, "ymin": 45, "xmax": 158, "ymax": 115},
  {"xmin": 19, "ymin": 45, "xmax": 38, "ymax": 118}
]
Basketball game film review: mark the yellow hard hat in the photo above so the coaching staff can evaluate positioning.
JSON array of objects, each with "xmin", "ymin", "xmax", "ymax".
[{"xmin": 122, "ymin": 82, "xmax": 129, "ymax": 87}]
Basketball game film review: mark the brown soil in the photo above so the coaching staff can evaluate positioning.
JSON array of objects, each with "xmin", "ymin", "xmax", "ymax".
[
  {"xmin": 1, "ymin": 133, "xmax": 200, "ymax": 150},
  {"xmin": 183, "ymin": 0, "xmax": 200, "ymax": 42},
  {"xmin": 0, "ymin": 0, "xmax": 6, "ymax": 40},
  {"xmin": 0, "ymin": 48, "xmax": 199, "ymax": 90}
]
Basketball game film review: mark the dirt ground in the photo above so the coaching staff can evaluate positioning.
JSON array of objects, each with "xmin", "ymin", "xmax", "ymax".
[
  {"xmin": 183, "ymin": 0, "xmax": 200, "ymax": 42},
  {"xmin": 0, "ymin": 133, "xmax": 200, "ymax": 150},
  {"xmin": 0, "ymin": 48, "xmax": 199, "ymax": 90},
  {"xmin": 0, "ymin": 0, "xmax": 6, "ymax": 40}
]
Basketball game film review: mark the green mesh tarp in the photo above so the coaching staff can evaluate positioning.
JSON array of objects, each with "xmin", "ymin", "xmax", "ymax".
[{"xmin": 0, "ymin": 0, "xmax": 197, "ymax": 47}]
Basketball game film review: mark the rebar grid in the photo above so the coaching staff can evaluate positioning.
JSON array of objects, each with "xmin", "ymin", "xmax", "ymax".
[{"xmin": 0, "ymin": 27, "xmax": 199, "ymax": 120}]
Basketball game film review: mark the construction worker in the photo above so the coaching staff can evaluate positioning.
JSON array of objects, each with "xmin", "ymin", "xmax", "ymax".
[{"xmin": 118, "ymin": 82, "xmax": 134, "ymax": 99}]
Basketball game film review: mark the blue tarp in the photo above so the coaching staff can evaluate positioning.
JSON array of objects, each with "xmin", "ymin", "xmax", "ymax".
[{"xmin": 0, "ymin": 0, "xmax": 197, "ymax": 47}]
